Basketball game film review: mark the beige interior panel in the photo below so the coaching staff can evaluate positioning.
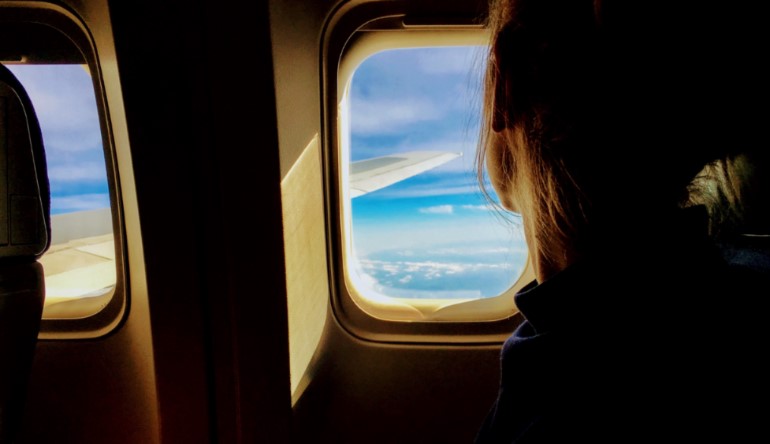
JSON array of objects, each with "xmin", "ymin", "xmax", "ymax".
[{"xmin": 282, "ymin": 134, "xmax": 330, "ymax": 399}]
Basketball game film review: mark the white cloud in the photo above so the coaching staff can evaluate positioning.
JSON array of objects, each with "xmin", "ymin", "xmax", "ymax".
[
  {"xmin": 351, "ymin": 211, "xmax": 527, "ymax": 255},
  {"xmin": 351, "ymin": 97, "xmax": 443, "ymax": 135},
  {"xmin": 51, "ymin": 193, "xmax": 110, "ymax": 213},
  {"xmin": 417, "ymin": 46, "xmax": 487, "ymax": 76},
  {"xmin": 48, "ymin": 162, "xmax": 107, "ymax": 182},
  {"xmin": 426, "ymin": 246, "xmax": 515, "ymax": 255},
  {"xmin": 405, "ymin": 263, "xmax": 421, "ymax": 273},
  {"xmin": 361, "ymin": 259, "xmax": 511, "ymax": 274},
  {"xmin": 45, "ymin": 133, "xmax": 103, "ymax": 153},
  {"xmin": 351, "ymin": 235, "xmax": 529, "ymax": 298},
  {"xmin": 8, "ymin": 65, "xmax": 101, "ymax": 138},
  {"xmin": 461, "ymin": 204, "xmax": 497, "ymax": 212},
  {"xmin": 418, "ymin": 205, "xmax": 454, "ymax": 215},
  {"xmin": 426, "ymin": 247, "xmax": 460, "ymax": 255},
  {"xmin": 425, "ymin": 246, "xmax": 527, "ymax": 258}
]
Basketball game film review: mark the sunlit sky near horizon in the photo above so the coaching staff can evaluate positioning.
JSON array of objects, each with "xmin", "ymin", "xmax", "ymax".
[
  {"xmin": 7, "ymin": 64, "xmax": 110, "ymax": 215},
  {"xmin": 347, "ymin": 46, "xmax": 528, "ymax": 299}
]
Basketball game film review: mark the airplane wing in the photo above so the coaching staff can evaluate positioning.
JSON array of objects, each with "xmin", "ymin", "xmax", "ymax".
[
  {"xmin": 40, "ymin": 233, "xmax": 115, "ymax": 317},
  {"xmin": 39, "ymin": 209, "xmax": 115, "ymax": 317},
  {"xmin": 350, "ymin": 150, "xmax": 461, "ymax": 198}
]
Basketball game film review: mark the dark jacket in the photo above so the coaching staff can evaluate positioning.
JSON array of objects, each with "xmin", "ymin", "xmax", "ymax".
[{"xmin": 475, "ymin": 213, "xmax": 769, "ymax": 443}]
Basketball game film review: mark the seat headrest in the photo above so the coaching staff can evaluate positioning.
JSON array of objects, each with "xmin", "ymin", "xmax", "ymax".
[{"xmin": 0, "ymin": 63, "xmax": 50, "ymax": 263}]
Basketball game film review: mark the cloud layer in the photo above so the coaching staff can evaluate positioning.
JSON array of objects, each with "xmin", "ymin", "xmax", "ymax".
[
  {"xmin": 9, "ymin": 65, "xmax": 110, "ymax": 214},
  {"xmin": 418, "ymin": 205, "xmax": 454, "ymax": 214},
  {"xmin": 350, "ymin": 237, "xmax": 528, "ymax": 299},
  {"xmin": 50, "ymin": 193, "xmax": 111, "ymax": 214}
]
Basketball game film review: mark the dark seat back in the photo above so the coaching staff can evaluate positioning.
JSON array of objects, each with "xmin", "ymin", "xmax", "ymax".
[{"xmin": 0, "ymin": 63, "xmax": 50, "ymax": 444}]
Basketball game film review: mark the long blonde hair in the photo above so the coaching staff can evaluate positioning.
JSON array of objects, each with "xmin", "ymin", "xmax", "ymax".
[{"xmin": 478, "ymin": 0, "xmax": 764, "ymax": 265}]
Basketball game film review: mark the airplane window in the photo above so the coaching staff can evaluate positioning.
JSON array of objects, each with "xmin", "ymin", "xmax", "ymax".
[
  {"xmin": 6, "ymin": 64, "xmax": 116, "ymax": 320},
  {"xmin": 340, "ymin": 44, "xmax": 529, "ymax": 322}
]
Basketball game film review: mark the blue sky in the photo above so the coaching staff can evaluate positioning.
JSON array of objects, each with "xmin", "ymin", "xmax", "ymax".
[
  {"xmin": 5, "ymin": 55, "xmax": 528, "ymax": 299},
  {"xmin": 347, "ymin": 47, "xmax": 528, "ymax": 299},
  {"xmin": 7, "ymin": 64, "xmax": 110, "ymax": 215}
]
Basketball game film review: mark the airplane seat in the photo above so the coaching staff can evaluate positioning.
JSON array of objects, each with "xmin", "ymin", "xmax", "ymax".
[{"xmin": 0, "ymin": 63, "xmax": 51, "ymax": 444}]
